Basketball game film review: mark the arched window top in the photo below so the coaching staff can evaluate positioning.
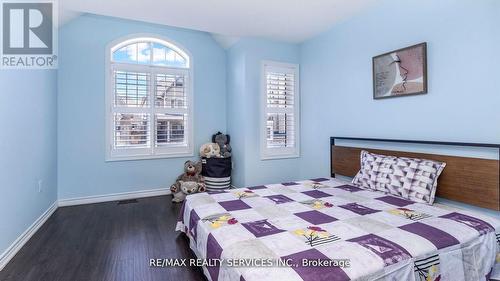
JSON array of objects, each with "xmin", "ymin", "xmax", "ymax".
[{"xmin": 111, "ymin": 37, "xmax": 189, "ymax": 68}]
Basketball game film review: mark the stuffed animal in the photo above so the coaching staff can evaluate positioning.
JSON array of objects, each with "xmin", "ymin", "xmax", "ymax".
[
  {"xmin": 172, "ymin": 181, "xmax": 205, "ymax": 202},
  {"xmin": 199, "ymin": 143, "xmax": 220, "ymax": 158},
  {"xmin": 170, "ymin": 160, "xmax": 205, "ymax": 200},
  {"xmin": 212, "ymin": 132, "xmax": 232, "ymax": 158}
]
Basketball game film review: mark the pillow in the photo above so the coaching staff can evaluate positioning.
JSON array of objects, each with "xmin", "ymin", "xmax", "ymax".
[{"xmin": 352, "ymin": 150, "xmax": 446, "ymax": 205}]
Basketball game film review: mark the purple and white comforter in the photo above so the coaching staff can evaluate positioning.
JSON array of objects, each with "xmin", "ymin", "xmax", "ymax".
[{"xmin": 176, "ymin": 178, "xmax": 500, "ymax": 281}]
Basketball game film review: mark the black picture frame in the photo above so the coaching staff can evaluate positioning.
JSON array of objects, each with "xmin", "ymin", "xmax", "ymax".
[{"xmin": 372, "ymin": 42, "xmax": 427, "ymax": 100}]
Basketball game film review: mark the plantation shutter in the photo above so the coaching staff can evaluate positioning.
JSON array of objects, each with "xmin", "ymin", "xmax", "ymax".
[
  {"xmin": 262, "ymin": 62, "xmax": 299, "ymax": 159},
  {"xmin": 153, "ymin": 70, "xmax": 191, "ymax": 155}
]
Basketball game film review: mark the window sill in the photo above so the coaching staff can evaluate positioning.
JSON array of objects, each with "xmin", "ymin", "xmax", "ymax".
[
  {"xmin": 106, "ymin": 152, "xmax": 194, "ymax": 162},
  {"xmin": 261, "ymin": 153, "xmax": 300, "ymax": 161}
]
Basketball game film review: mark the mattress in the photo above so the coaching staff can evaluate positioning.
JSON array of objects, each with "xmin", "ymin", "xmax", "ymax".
[{"xmin": 176, "ymin": 177, "xmax": 500, "ymax": 281}]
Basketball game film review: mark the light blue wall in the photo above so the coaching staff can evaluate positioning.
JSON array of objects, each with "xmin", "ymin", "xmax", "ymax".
[
  {"xmin": 299, "ymin": 0, "xmax": 500, "ymax": 180},
  {"xmin": 58, "ymin": 15, "xmax": 227, "ymax": 199},
  {"xmin": 226, "ymin": 43, "xmax": 247, "ymax": 186},
  {"xmin": 226, "ymin": 38, "xmax": 302, "ymax": 187},
  {"xmin": 0, "ymin": 70, "xmax": 57, "ymax": 256}
]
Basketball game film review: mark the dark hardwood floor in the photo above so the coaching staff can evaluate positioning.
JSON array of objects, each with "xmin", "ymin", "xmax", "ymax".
[{"xmin": 0, "ymin": 196, "xmax": 207, "ymax": 281}]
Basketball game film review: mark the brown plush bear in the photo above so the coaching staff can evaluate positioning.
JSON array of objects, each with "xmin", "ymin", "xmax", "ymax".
[
  {"xmin": 170, "ymin": 161, "xmax": 205, "ymax": 199},
  {"xmin": 172, "ymin": 181, "xmax": 204, "ymax": 203}
]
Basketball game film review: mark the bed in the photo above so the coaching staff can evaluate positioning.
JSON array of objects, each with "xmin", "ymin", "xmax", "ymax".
[{"xmin": 176, "ymin": 137, "xmax": 500, "ymax": 281}]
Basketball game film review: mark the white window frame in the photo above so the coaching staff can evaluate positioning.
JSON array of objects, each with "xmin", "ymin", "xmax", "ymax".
[
  {"xmin": 105, "ymin": 34, "xmax": 194, "ymax": 161},
  {"xmin": 260, "ymin": 61, "xmax": 300, "ymax": 160}
]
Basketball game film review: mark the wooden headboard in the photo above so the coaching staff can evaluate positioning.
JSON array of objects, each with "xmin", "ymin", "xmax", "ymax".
[{"xmin": 330, "ymin": 137, "xmax": 500, "ymax": 210}]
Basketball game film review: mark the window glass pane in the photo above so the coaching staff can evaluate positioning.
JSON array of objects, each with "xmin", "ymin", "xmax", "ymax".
[
  {"xmin": 112, "ymin": 42, "xmax": 151, "ymax": 64},
  {"xmin": 266, "ymin": 113, "xmax": 295, "ymax": 148},
  {"xmin": 155, "ymin": 73, "xmax": 187, "ymax": 108},
  {"xmin": 113, "ymin": 43, "xmax": 137, "ymax": 64},
  {"xmin": 136, "ymin": 42, "xmax": 151, "ymax": 63},
  {"xmin": 156, "ymin": 114, "xmax": 186, "ymax": 146},
  {"xmin": 267, "ymin": 72, "xmax": 294, "ymax": 108},
  {"xmin": 114, "ymin": 113, "xmax": 150, "ymax": 148},
  {"xmin": 151, "ymin": 43, "xmax": 167, "ymax": 66},
  {"xmin": 114, "ymin": 71, "xmax": 150, "ymax": 107},
  {"xmin": 152, "ymin": 42, "xmax": 187, "ymax": 67},
  {"xmin": 112, "ymin": 41, "xmax": 187, "ymax": 67}
]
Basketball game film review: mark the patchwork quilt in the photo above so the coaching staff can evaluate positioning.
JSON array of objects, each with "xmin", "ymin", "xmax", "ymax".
[{"xmin": 176, "ymin": 178, "xmax": 500, "ymax": 281}]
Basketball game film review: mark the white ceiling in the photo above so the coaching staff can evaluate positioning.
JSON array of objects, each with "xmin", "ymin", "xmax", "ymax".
[{"xmin": 60, "ymin": 0, "xmax": 376, "ymax": 45}]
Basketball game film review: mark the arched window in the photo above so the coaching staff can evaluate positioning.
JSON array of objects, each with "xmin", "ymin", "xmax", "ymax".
[{"xmin": 106, "ymin": 37, "xmax": 193, "ymax": 160}]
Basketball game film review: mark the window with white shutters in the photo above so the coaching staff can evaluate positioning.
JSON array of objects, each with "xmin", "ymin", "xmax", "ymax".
[
  {"xmin": 261, "ymin": 61, "xmax": 300, "ymax": 159},
  {"xmin": 106, "ymin": 37, "xmax": 193, "ymax": 160}
]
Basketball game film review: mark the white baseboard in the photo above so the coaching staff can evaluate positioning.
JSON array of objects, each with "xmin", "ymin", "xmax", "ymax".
[
  {"xmin": 0, "ymin": 201, "xmax": 58, "ymax": 271},
  {"xmin": 58, "ymin": 187, "xmax": 171, "ymax": 207}
]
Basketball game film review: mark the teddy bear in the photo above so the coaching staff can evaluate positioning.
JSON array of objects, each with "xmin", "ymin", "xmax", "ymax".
[
  {"xmin": 170, "ymin": 160, "xmax": 205, "ymax": 201},
  {"xmin": 199, "ymin": 143, "xmax": 220, "ymax": 158},
  {"xmin": 171, "ymin": 181, "xmax": 205, "ymax": 202},
  {"xmin": 212, "ymin": 132, "xmax": 231, "ymax": 158}
]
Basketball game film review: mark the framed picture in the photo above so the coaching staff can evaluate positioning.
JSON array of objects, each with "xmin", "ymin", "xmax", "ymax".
[{"xmin": 373, "ymin": 42, "xmax": 427, "ymax": 99}]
